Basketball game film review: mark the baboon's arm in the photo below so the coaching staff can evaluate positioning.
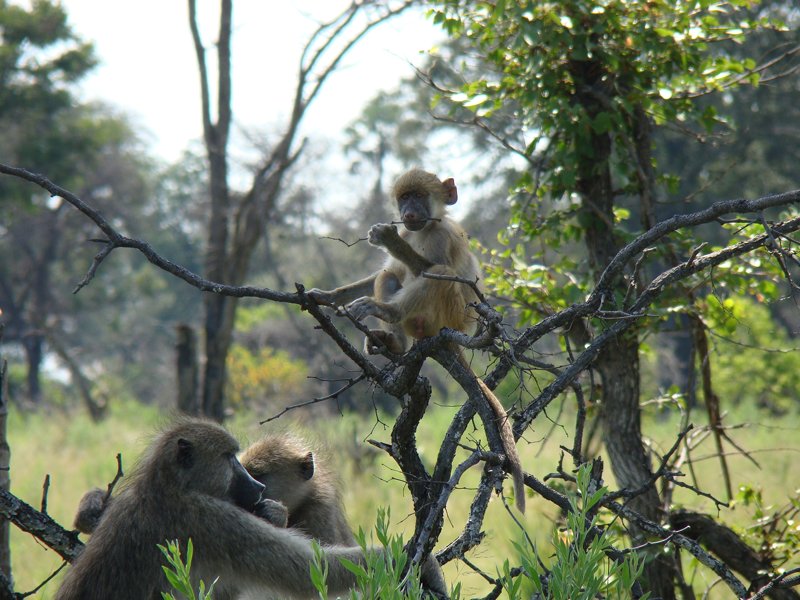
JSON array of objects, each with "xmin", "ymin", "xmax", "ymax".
[
  {"xmin": 369, "ymin": 223, "xmax": 434, "ymax": 276},
  {"xmin": 308, "ymin": 272, "xmax": 378, "ymax": 306}
]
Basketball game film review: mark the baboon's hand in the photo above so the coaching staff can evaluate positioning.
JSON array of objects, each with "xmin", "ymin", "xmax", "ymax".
[
  {"xmin": 345, "ymin": 296, "xmax": 379, "ymax": 322},
  {"xmin": 252, "ymin": 498, "xmax": 289, "ymax": 528},
  {"xmin": 307, "ymin": 288, "xmax": 336, "ymax": 306},
  {"xmin": 367, "ymin": 223, "xmax": 400, "ymax": 248},
  {"xmin": 364, "ymin": 329, "xmax": 405, "ymax": 355}
]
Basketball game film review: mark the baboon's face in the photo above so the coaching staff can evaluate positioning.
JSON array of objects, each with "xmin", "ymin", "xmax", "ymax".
[
  {"xmin": 397, "ymin": 189, "xmax": 434, "ymax": 232},
  {"xmin": 391, "ymin": 169, "xmax": 454, "ymax": 232},
  {"xmin": 241, "ymin": 438, "xmax": 314, "ymax": 513},
  {"xmin": 155, "ymin": 421, "xmax": 265, "ymax": 510}
]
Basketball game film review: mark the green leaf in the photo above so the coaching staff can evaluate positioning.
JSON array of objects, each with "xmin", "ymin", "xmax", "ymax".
[{"xmin": 339, "ymin": 557, "xmax": 368, "ymax": 580}]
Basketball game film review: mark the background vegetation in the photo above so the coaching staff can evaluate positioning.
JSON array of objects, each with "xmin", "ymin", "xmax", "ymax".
[{"xmin": 8, "ymin": 400, "xmax": 798, "ymax": 598}]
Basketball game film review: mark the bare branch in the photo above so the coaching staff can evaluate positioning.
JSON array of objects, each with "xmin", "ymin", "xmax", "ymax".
[
  {"xmin": 0, "ymin": 489, "xmax": 83, "ymax": 563},
  {"xmin": 261, "ymin": 374, "xmax": 366, "ymax": 423},
  {"xmin": 411, "ymin": 449, "xmax": 501, "ymax": 568},
  {"xmin": 104, "ymin": 454, "xmax": 124, "ymax": 502},
  {"xmin": 608, "ymin": 499, "xmax": 748, "ymax": 597}
]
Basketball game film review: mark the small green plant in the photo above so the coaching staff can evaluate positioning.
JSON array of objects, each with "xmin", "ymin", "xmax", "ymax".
[
  {"xmin": 158, "ymin": 538, "xmax": 217, "ymax": 600},
  {"xmin": 311, "ymin": 507, "xmax": 454, "ymax": 600},
  {"xmin": 737, "ymin": 485, "xmax": 800, "ymax": 574},
  {"xmin": 504, "ymin": 464, "xmax": 648, "ymax": 600}
]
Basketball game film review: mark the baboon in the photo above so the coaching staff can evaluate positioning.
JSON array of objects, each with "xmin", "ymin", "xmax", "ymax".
[
  {"xmin": 73, "ymin": 487, "xmax": 106, "ymax": 535},
  {"xmin": 73, "ymin": 468, "xmax": 289, "ymax": 535},
  {"xmin": 309, "ymin": 168, "xmax": 525, "ymax": 513},
  {"xmin": 240, "ymin": 433, "xmax": 356, "ymax": 545},
  {"xmin": 57, "ymin": 418, "xmax": 446, "ymax": 600},
  {"xmin": 74, "ymin": 478, "xmax": 288, "ymax": 535},
  {"xmin": 73, "ymin": 436, "xmax": 347, "ymax": 541}
]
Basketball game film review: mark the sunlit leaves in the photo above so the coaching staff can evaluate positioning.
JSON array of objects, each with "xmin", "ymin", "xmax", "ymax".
[
  {"xmin": 429, "ymin": 0, "xmax": 770, "ymax": 327},
  {"xmin": 431, "ymin": 0, "xmax": 764, "ymax": 205}
]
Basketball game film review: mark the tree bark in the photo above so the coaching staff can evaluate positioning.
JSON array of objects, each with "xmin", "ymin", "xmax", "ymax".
[
  {"xmin": 190, "ymin": 0, "xmax": 233, "ymax": 422},
  {"xmin": 0, "ymin": 488, "xmax": 83, "ymax": 563},
  {"xmin": 175, "ymin": 323, "xmax": 200, "ymax": 415},
  {"xmin": 571, "ymin": 55, "xmax": 677, "ymax": 598},
  {"xmin": 0, "ymin": 360, "xmax": 11, "ymax": 587},
  {"xmin": 22, "ymin": 333, "xmax": 43, "ymax": 405}
]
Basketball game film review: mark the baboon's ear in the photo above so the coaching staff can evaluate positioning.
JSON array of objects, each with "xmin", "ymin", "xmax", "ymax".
[
  {"xmin": 177, "ymin": 438, "xmax": 194, "ymax": 469},
  {"xmin": 300, "ymin": 452, "xmax": 315, "ymax": 480},
  {"xmin": 442, "ymin": 178, "xmax": 458, "ymax": 205}
]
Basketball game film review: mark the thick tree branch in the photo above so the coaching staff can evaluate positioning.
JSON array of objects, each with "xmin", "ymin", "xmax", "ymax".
[{"xmin": 0, "ymin": 489, "xmax": 83, "ymax": 563}]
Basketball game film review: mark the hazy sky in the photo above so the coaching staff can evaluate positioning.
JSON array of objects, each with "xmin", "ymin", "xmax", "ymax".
[{"xmin": 62, "ymin": 1, "xmax": 442, "ymax": 163}]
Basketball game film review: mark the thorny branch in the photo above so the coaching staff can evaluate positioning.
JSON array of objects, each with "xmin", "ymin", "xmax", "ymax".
[{"xmin": 2, "ymin": 163, "xmax": 800, "ymax": 595}]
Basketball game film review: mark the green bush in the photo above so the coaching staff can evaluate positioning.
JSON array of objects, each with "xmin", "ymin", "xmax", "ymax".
[{"xmin": 505, "ymin": 464, "xmax": 648, "ymax": 600}]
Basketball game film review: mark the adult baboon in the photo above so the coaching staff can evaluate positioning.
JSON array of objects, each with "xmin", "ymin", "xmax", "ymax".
[
  {"xmin": 73, "ymin": 478, "xmax": 288, "ymax": 535},
  {"xmin": 240, "ymin": 433, "xmax": 356, "ymax": 545},
  {"xmin": 73, "ymin": 436, "xmax": 347, "ymax": 540},
  {"xmin": 309, "ymin": 168, "xmax": 525, "ymax": 513},
  {"xmin": 56, "ymin": 418, "xmax": 445, "ymax": 600}
]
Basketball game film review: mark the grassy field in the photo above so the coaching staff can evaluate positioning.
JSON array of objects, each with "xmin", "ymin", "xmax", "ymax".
[{"xmin": 6, "ymin": 398, "xmax": 799, "ymax": 598}]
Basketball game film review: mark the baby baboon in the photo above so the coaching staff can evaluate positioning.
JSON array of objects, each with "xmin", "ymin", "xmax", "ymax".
[
  {"xmin": 240, "ymin": 433, "xmax": 356, "ymax": 545},
  {"xmin": 309, "ymin": 168, "xmax": 526, "ymax": 513},
  {"xmin": 56, "ymin": 418, "xmax": 446, "ymax": 600},
  {"xmin": 73, "ymin": 487, "xmax": 106, "ymax": 535}
]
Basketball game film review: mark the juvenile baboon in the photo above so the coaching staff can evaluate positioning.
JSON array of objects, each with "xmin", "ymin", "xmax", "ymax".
[
  {"xmin": 309, "ymin": 168, "xmax": 525, "ymax": 513},
  {"xmin": 56, "ymin": 418, "xmax": 446, "ymax": 600},
  {"xmin": 240, "ymin": 433, "xmax": 356, "ymax": 545},
  {"xmin": 73, "ymin": 487, "xmax": 106, "ymax": 535}
]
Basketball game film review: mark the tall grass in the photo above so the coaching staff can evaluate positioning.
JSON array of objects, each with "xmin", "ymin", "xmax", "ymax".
[{"xmin": 7, "ymin": 398, "xmax": 799, "ymax": 598}]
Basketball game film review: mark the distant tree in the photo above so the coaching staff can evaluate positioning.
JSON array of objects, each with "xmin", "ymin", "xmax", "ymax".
[
  {"xmin": 0, "ymin": 2, "xmax": 209, "ymax": 415},
  {"xmin": 428, "ymin": 0, "xmax": 799, "ymax": 596},
  {"xmin": 0, "ymin": 0, "xmax": 107, "ymax": 415},
  {"xmin": 186, "ymin": 0, "xmax": 415, "ymax": 420}
]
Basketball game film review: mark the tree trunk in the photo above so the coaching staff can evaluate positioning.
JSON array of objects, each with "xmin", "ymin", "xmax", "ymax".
[
  {"xmin": 200, "ymin": 118, "xmax": 233, "ymax": 421},
  {"xmin": 571, "ymin": 56, "xmax": 677, "ymax": 598},
  {"xmin": 175, "ymin": 324, "xmax": 200, "ymax": 415},
  {"xmin": 0, "ymin": 359, "xmax": 11, "ymax": 587},
  {"xmin": 46, "ymin": 331, "xmax": 106, "ymax": 422},
  {"xmin": 22, "ymin": 332, "xmax": 43, "ymax": 404},
  {"xmin": 191, "ymin": 0, "xmax": 233, "ymax": 422}
]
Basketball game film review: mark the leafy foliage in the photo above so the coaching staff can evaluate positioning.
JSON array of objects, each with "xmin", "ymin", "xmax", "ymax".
[
  {"xmin": 736, "ymin": 485, "xmax": 800, "ymax": 573},
  {"xmin": 430, "ymin": 0, "xmax": 778, "ymax": 316},
  {"xmin": 225, "ymin": 343, "xmax": 310, "ymax": 410},
  {"xmin": 158, "ymin": 538, "xmax": 217, "ymax": 600},
  {"xmin": 310, "ymin": 508, "xmax": 435, "ymax": 600},
  {"xmin": 0, "ymin": 0, "xmax": 98, "ymax": 192},
  {"xmin": 703, "ymin": 296, "xmax": 800, "ymax": 414},
  {"xmin": 506, "ymin": 464, "xmax": 648, "ymax": 599}
]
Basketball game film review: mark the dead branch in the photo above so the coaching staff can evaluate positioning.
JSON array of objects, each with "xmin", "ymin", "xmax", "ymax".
[{"xmin": 0, "ymin": 489, "xmax": 83, "ymax": 563}]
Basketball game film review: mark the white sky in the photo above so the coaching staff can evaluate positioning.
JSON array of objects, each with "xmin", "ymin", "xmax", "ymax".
[{"xmin": 62, "ymin": 1, "xmax": 443, "ymax": 164}]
